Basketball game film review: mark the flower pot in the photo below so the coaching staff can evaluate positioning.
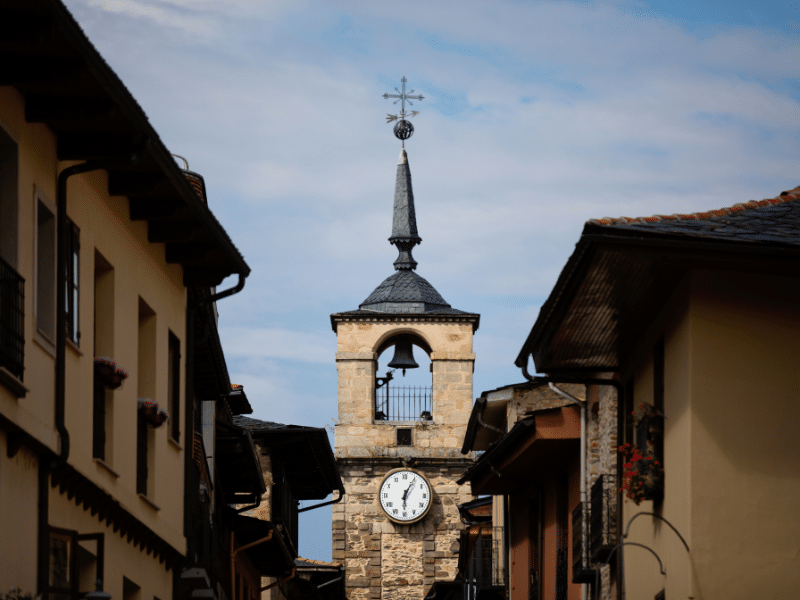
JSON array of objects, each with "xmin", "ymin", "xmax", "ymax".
[
  {"xmin": 150, "ymin": 411, "xmax": 169, "ymax": 428},
  {"xmin": 94, "ymin": 358, "xmax": 128, "ymax": 390}
]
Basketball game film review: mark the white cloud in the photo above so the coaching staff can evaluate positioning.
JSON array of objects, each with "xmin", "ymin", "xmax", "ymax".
[
  {"xmin": 62, "ymin": 0, "xmax": 800, "ymax": 560},
  {"xmin": 219, "ymin": 327, "xmax": 335, "ymax": 363}
]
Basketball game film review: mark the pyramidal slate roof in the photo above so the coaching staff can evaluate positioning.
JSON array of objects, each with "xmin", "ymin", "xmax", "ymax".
[
  {"xmin": 359, "ymin": 270, "xmax": 456, "ymax": 314},
  {"xmin": 337, "ymin": 147, "xmax": 477, "ymax": 318}
]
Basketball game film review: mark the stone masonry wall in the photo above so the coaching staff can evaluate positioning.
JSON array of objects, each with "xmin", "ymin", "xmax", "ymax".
[
  {"xmin": 333, "ymin": 460, "xmax": 474, "ymax": 600},
  {"xmin": 586, "ymin": 379, "xmax": 619, "ymax": 600}
]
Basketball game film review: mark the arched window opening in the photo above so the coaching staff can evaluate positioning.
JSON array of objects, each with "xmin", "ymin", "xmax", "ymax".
[{"xmin": 375, "ymin": 334, "xmax": 432, "ymax": 422}]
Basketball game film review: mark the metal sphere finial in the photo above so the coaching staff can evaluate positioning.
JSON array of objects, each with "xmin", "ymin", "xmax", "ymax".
[
  {"xmin": 393, "ymin": 120, "xmax": 414, "ymax": 141},
  {"xmin": 383, "ymin": 76, "xmax": 423, "ymax": 146}
]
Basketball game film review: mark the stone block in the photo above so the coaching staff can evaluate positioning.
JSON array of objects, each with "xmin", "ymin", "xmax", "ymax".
[{"xmin": 332, "ymin": 520, "xmax": 346, "ymax": 530}]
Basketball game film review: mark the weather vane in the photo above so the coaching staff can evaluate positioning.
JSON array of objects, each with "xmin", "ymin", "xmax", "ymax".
[{"xmin": 383, "ymin": 76, "xmax": 424, "ymax": 147}]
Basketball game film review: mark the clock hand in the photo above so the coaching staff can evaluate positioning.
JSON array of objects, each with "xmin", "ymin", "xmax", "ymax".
[{"xmin": 401, "ymin": 480, "xmax": 415, "ymax": 508}]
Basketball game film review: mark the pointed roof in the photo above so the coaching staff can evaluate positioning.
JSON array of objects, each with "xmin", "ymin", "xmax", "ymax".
[
  {"xmin": 389, "ymin": 148, "xmax": 422, "ymax": 271},
  {"xmin": 359, "ymin": 270, "xmax": 453, "ymax": 313},
  {"xmin": 331, "ymin": 147, "xmax": 479, "ymax": 328},
  {"xmin": 390, "ymin": 148, "xmax": 421, "ymax": 244}
]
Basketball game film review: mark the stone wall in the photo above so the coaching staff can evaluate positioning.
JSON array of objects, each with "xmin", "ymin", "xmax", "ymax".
[
  {"xmin": 333, "ymin": 460, "xmax": 474, "ymax": 600},
  {"xmin": 508, "ymin": 382, "xmax": 584, "ymax": 426}
]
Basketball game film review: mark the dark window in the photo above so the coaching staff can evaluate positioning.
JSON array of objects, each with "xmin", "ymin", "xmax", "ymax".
[
  {"xmin": 0, "ymin": 254, "xmax": 24, "ymax": 380},
  {"xmin": 65, "ymin": 220, "xmax": 79, "ymax": 345},
  {"xmin": 92, "ymin": 374, "xmax": 106, "ymax": 460},
  {"xmin": 93, "ymin": 252, "xmax": 114, "ymax": 462},
  {"xmin": 529, "ymin": 496, "xmax": 540, "ymax": 600},
  {"xmin": 555, "ymin": 475, "xmax": 569, "ymax": 600},
  {"xmin": 36, "ymin": 197, "xmax": 56, "ymax": 340},
  {"xmin": 49, "ymin": 527, "xmax": 77, "ymax": 600},
  {"xmin": 0, "ymin": 128, "xmax": 19, "ymax": 268},
  {"xmin": 396, "ymin": 428, "xmax": 411, "ymax": 446},
  {"xmin": 137, "ymin": 298, "xmax": 155, "ymax": 496},
  {"xmin": 168, "ymin": 332, "xmax": 180, "ymax": 442},
  {"xmin": 136, "ymin": 413, "xmax": 147, "ymax": 495}
]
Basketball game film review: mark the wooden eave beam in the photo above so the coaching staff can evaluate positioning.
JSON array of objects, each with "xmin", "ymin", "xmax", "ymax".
[
  {"xmin": 147, "ymin": 221, "xmax": 202, "ymax": 243},
  {"xmin": 129, "ymin": 199, "xmax": 186, "ymax": 221},
  {"xmin": 0, "ymin": 10, "xmax": 53, "ymax": 44},
  {"xmin": 165, "ymin": 243, "xmax": 215, "ymax": 265},
  {"xmin": 25, "ymin": 93, "xmax": 116, "ymax": 123},
  {"xmin": 57, "ymin": 131, "xmax": 136, "ymax": 160},
  {"xmin": 109, "ymin": 170, "xmax": 173, "ymax": 198},
  {"xmin": 0, "ymin": 51, "xmax": 83, "ymax": 85},
  {"xmin": 183, "ymin": 266, "xmax": 230, "ymax": 287}
]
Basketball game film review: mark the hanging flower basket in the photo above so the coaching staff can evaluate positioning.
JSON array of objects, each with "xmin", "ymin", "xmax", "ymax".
[
  {"xmin": 618, "ymin": 443, "xmax": 664, "ymax": 504},
  {"xmin": 94, "ymin": 357, "xmax": 129, "ymax": 390},
  {"xmin": 137, "ymin": 398, "xmax": 170, "ymax": 428}
]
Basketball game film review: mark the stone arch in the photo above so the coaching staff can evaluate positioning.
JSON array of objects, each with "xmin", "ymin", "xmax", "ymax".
[{"xmin": 374, "ymin": 327, "xmax": 434, "ymax": 359}]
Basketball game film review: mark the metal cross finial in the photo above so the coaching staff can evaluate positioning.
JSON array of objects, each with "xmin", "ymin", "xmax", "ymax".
[{"xmin": 383, "ymin": 76, "xmax": 424, "ymax": 146}]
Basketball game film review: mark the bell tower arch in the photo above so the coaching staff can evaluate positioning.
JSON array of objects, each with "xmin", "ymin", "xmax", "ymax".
[{"xmin": 331, "ymin": 145, "xmax": 479, "ymax": 600}]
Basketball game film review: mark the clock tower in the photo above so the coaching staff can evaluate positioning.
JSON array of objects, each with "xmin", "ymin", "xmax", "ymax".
[{"xmin": 330, "ymin": 94, "xmax": 479, "ymax": 600}]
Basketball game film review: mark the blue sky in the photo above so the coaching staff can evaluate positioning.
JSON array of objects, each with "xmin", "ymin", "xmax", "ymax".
[{"xmin": 65, "ymin": 0, "xmax": 799, "ymax": 560}]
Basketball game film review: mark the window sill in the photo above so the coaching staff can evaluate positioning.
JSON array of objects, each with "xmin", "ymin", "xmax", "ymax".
[
  {"xmin": 66, "ymin": 338, "xmax": 83, "ymax": 356},
  {"xmin": 138, "ymin": 493, "xmax": 161, "ymax": 512},
  {"xmin": 0, "ymin": 367, "xmax": 28, "ymax": 398},
  {"xmin": 33, "ymin": 330, "xmax": 56, "ymax": 358},
  {"xmin": 167, "ymin": 437, "xmax": 182, "ymax": 452},
  {"xmin": 93, "ymin": 458, "xmax": 119, "ymax": 479}
]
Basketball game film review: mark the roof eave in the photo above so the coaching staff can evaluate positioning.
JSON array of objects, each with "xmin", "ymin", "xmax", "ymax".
[{"xmin": 516, "ymin": 227, "xmax": 800, "ymax": 374}]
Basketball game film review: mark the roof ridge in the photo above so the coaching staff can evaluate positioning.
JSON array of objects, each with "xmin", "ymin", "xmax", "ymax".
[{"xmin": 588, "ymin": 185, "xmax": 800, "ymax": 226}]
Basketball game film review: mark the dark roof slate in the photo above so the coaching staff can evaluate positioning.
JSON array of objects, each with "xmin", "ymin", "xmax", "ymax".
[
  {"xmin": 360, "ymin": 270, "xmax": 453, "ymax": 313},
  {"xmin": 586, "ymin": 186, "xmax": 800, "ymax": 246}
]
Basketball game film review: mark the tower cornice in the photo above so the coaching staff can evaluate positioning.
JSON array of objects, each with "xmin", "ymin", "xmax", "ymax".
[{"xmin": 330, "ymin": 311, "xmax": 480, "ymax": 333}]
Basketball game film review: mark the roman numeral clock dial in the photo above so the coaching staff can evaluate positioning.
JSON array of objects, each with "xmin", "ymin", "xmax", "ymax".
[{"xmin": 379, "ymin": 468, "xmax": 432, "ymax": 524}]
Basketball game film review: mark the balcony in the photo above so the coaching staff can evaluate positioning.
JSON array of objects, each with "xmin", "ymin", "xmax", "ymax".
[
  {"xmin": 572, "ymin": 502, "xmax": 595, "ymax": 583},
  {"xmin": 463, "ymin": 526, "xmax": 504, "ymax": 600},
  {"xmin": 375, "ymin": 383, "xmax": 432, "ymax": 421},
  {"xmin": 0, "ymin": 256, "xmax": 24, "ymax": 384},
  {"xmin": 590, "ymin": 474, "xmax": 618, "ymax": 562}
]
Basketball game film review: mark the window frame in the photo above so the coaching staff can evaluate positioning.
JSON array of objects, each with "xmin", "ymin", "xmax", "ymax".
[
  {"xmin": 65, "ymin": 219, "xmax": 80, "ymax": 346},
  {"xmin": 34, "ymin": 189, "xmax": 57, "ymax": 348},
  {"xmin": 168, "ymin": 331, "xmax": 181, "ymax": 443}
]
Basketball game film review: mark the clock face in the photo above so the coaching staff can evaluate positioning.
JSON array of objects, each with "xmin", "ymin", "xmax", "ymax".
[{"xmin": 379, "ymin": 469, "xmax": 432, "ymax": 524}]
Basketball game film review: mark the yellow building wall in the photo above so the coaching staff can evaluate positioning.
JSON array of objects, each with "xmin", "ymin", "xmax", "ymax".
[
  {"xmin": 622, "ymin": 270, "xmax": 800, "ymax": 600},
  {"xmin": 0, "ymin": 433, "xmax": 39, "ymax": 591},
  {"xmin": 0, "ymin": 82, "xmax": 188, "ymax": 582}
]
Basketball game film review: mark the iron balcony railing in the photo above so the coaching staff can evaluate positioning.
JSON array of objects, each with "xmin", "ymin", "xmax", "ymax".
[
  {"xmin": 464, "ymin": 526, "xmax": 505, "ymax": 600},
  {"xmin": 572, "ymin": 502, "xmax": 595, "ymax": 583},
  {"xmin": 375, "ymin": 384, "xmax": 432, "ymax": 421},
  {"xmin": 590, "ymin": 474, "xmax": 618, "ymax": 562},
  {"xmin": 0, "ymin": 256, "xmax": 24, "ymax": 381}
]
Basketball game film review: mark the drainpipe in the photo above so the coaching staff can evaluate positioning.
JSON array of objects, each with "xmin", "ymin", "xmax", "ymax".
[
  {"xmin": 548, "ymin": 382, "xmax": 587, "ymax": 600},
  {"xmin": 47, "ymin": 150, "xmax": 142, "ymax": 600},
  {"xmin": 297, "ymin": 488, "xmax": 345, "ymax": 513},
  {"xmin": 56, "ymin": 149, "xmax": 144, "ymax": 463},
  {"xmin": 205, "ymin": 272, "xmax": 246, "ymax": 304}
]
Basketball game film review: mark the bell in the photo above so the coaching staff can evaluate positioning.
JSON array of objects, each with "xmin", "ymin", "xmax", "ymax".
[{"xmin": 387, "ymin": 337, "xmax": 419, "ymax": 375}]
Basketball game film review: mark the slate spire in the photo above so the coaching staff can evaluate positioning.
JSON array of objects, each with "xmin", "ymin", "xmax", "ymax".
[{"xmin": 389, "ymin": 147, "xmax": 421, "ymax": 271}]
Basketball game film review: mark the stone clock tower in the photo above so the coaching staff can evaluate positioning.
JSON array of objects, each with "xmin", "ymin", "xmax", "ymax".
[{"xmin": 330, "ymin": 138, "xmax": 479, "ymax": 600}]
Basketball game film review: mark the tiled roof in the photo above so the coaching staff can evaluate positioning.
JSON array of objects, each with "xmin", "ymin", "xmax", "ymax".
[
  {"xmin": 586, "ymin": 186, "xmax": 800, "ymax": 245},
  {"xmin": 296, "ymin": 557, "xmax": 342, "ymax": 568},
  {"xmin": 360, "ymin": 270, "xmax": 453, "ymax": 313},
  {"xmin": 233, "ymin": 415, "xmax": 318, "ymax": 432}
]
